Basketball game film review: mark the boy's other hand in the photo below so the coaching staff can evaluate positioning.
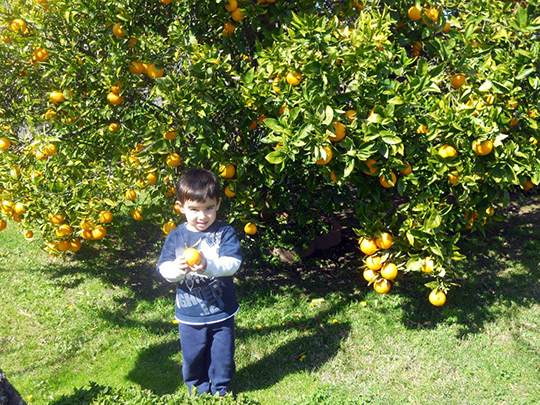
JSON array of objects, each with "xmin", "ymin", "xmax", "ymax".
[{"xmin": 189, "ymin": 252, "xmax": 207, "ymax": 272}]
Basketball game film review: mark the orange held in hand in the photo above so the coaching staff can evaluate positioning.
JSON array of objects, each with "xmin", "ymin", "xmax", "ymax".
[{"xmin": 183, "ymin": 247, "xmax": 201, "ymax": 266}]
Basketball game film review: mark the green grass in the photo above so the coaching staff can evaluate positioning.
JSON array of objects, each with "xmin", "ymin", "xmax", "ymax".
[{"xmin": 1, "ymin": 198, "xmax": 539, "ymax": 404}]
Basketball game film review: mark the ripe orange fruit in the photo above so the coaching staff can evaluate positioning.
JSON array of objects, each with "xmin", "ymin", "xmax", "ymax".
[
  {"xmin": 345, "ymin": 109, "xmax": 357, "ymax": 123},
  {"xmin": 146, "ymin": 172, "xmax": 157, "ymax": 185},
  {"xmin": 422, "ymin": 8, "xmax": 439, "ymax": 25},
  {"xmin": 359, "ymin": 237, "xmax": 378, "ymax": 255},
  {"xmin": 225, "ymin": 0, "xmax": 238, "ymax": 12},
  {"xmin": 244, "ymin": 222, "xmax": 257, "ymax": 235},
  {"xmin": 473, "ymin": 139, "xmax": 493, "ymax": 156},
  {"xmin": 373, "ymin": 278, "xmax": 391, "ymax": 294},
  {"xmin": 421, "ymin": 257, "xmax": 434, "ymax": 273},
  {"xmin": 34, "ymin": 47, "xmax": 49, "ymax": 62},
  {"xmin": 408, "ymin": 6, "xmax": 422, "ymax": 21},
  {"xmin": 107, "ymin": 92, "xmax": 123, "ymax": 105},
  {"xmin": 220, "ymin": 164, "xmax": 236, "ymax": 178},
  {"xmin": 129, "ymin": 61, "xmax": 146, "ymax": 74},
  {"xmin": 166, "ymin": 153, "xmax": 182, "ymax": 167},
  {"xmin": 0, "ymin": 220, "xmax": 6, "ymax": 231},
  {"xmin": 92, "ymin": 225, "xmax": 107, "ymax": 240},
  {"xmin": 23, "ymin": 229, "xmax": 33, "ymax": 239},
  {"xmin": 365, "ymin": 255, "xmax": 383, "ymax": 271},
  {"xmin": 81, "ymin": 229, "xmax": 94, "ymax": 240},
  {"xmin": 49, "ymin": 213, "xmax": 65, "ymax": 224},
  {"xmin": 315, "ymin": 146, "xmax": 332, "ymax": 165},
  {"xmin": 9, "ymin": 19, "xmax": 28, "ymax": 34},
  {"xmin": 451, "ymin": 74, "xmax": 466, "ymax": 89},
  {"xmin": 522, "ymin": 180, "xmax": 534, "ymax": 191},
  {"xmin": 131, "ymin": 208, "xmax": 144, "ymax": 221},
  {"xmin": 400, "ymin": 164, "xmax": 412, "ymax": 175},
  {"xmin": 57, "ymin": 240, "xmax": 71, "ymax": 252},
  {"xmin": 380, "ymin": 262, "xmax": 398, "ymax": 280},
  {"xmin": 375, "ymin": 232, "xmax": 393, "ymax": 249},
  {"xmin": 99, "ymin": 211, "xmax": 113, "ymax": 224},
  {"xmin": 56, "ymin": 224, "xmax": 73, "ymax": 237},
  {"xmin": 13, "ymin": 203, "xmax": 25, "ymax": 215},
  {"xmin": 163, "ymin": 221, "xmax": 177, "ymax": 234},
  {"xmin": 272, "ymin": 76, "xmax": 281, "ymax": 93},
  {"xmin": 416, "ymin": 124, "xmax": 428, "ymax": 134},
  {"xmin": 0, "ymin": 137, "xmax": 11, "ymax": 150},
  {"xmin": 329, "ymin": 122, "xmax": 346, "ymax": 142},
  {"xmin": 43, "ymin": 144, "xmax": 57, "ymax": 157},
  {"xmin": 286, "ymin": 72, "xmax": 302, "ymax": 86},
  {"xmin": 231, "ymin": 8, "xmax": 244, "ymax": 22},
  {"xmin": 380, "ymin": 172, "xmax": 397, "ymax": 188},
  {"xmin": 109, "ymin": 123, "xmax": 119, "ymax": 132},
  {"xmin": 442, "ymin": 22, "xmax": 451, "ymax": 33},
  {"xmin": 125, "ymin": 189, "xmax": 137, "ymax": 200},
  {"xmin": 183, "ymin": 247, "xmax": 201, "ymax": 266},
  {"xmin": 112, "ymin": 23, "xmax": 126, "ymax": 38},
  {"xmin": 224, "ymin": 185, "xmax": 236, "ymax": 197},
  {"xmin": 363, "ymin": 268, "xmax": 377, "ymax": 282},
  {"xmin": 429, "ymin": 290, "xmax": 446, "ymax": 306},
  {"xmin": 70, "ymin": 239, "xmax": 82, "ymax": 252},
  {"xmin": 163, "ymin": 128, "xmax": 177, "ymax": 140},
  {"xmin": 362, "ymin": 158, "xmax": 379, "ymax": 175},
  {"xmin": 279, "ymin": 105, "xmax": 289, "ymax": 115},
  {"xmin": 50, "ymin": 91, "xmax": 65, "ymax": 104},
  {"xmin": 438, "ymin": 144, "xmax": 457, "ymax": 158},
  {"xmin": 146, "ymin": 63, "xmax": 164, "ymax": 79},
  {"xmin": 448, "ymin": 171, "xmax": 459, "ymax": 185}
]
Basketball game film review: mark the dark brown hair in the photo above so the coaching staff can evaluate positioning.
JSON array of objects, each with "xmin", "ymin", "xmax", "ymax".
[{"xmin": 175, "ymin": 168, "xmax": 221, "ymax": 203}]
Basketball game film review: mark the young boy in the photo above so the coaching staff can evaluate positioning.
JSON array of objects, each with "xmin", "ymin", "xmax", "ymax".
[{"xmin": 157, "ymin": 168, "xmax": 242, "ymax": 396}]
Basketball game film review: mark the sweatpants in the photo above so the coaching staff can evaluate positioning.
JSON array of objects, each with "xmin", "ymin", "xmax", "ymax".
[{"xmin": 178, "ymin": 316, "xmax": 235, "ymax": 396}]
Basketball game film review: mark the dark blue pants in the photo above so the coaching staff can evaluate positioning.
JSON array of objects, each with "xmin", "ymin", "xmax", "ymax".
[{"xmin": 178, "ymin": 317, "xmax": 235, "ymax": 396}]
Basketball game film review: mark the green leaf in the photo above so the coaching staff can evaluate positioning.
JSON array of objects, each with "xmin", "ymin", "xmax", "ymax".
[
  {"xmin": 241, "ymin": 68, "xmax": 254, "ymax": 84},
  {"xmin": 516, "ymin": 67, "xmax": 535, "ymax": 81},
  {"xmin": 478, "ymin": 80, "xmax": 492, "ymax": 92},
  {"xmin": 322, "ymin": 105, "xmax": 334, "ymax": 126},
  {"xmin": 382, "ymin": 135, "xmax": 402, "ymax": 145},
  {"xmin": 344, "ymin": 158, "xmax": 355, "ymax": 177},
  {"xmin": 425, "ymin": 210, "xmax": 442, "ymax": 229},
  {"xmin": 265, "ymin": 150, "xmax": 287, "ymax": 164},
  {"xmin": 263, "ymin": 118, "xmax": 284, "ymax": 133}
]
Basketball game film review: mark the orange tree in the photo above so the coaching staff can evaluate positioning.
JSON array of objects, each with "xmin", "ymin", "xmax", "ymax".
[{"xmin": 0, "ymin": 0, "xmax": 539, "ymax": 305}]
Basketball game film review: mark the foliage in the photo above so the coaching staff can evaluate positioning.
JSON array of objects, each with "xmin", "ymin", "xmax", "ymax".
[{"xmin": 0, "ymin": 0, "xmax": 539, "ymax": 300}]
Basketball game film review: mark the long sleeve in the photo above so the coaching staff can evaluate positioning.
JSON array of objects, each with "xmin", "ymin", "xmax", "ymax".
[{"xmin": 201, "ymin": 224, "xmax": 242, "ymax": 278}]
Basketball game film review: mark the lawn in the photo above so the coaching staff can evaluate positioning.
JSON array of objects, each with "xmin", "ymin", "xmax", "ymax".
[{"xmin": 0, "ymin": 196, "xmax": 539, "ymax": 404}]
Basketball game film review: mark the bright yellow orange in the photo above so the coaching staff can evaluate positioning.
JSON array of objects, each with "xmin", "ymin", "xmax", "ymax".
[
  {"xmin": 50, "ymin": 91, "xmax": 65, "ymax": 104},
  {"xmin": 359, "ymin": 238, "xmax": 378, "ymax": 255},
  {"xmin": 422, "ymin": 8, "xmax": 439, "ymax": 25},
  {"xmin": 380, "ymin": 262, "xmax": 398, "ymax": 280},
  {"xmin": 125, "ymin": 189, "xmax": 137, "ymax": 200},
  {"xmin": 451, "ymin": 74, "xmax": 466, "ymax": 89},
  {"xmin": 92, "ymin": 225, "xmax": 107, "ymax": 240},
  {"xmin": 363, "ymin": 268, "xmax": 377, "ymax": 282},
  {"xmin": 107, "ymin": 92, "xmax": 123, "ymax": 105},
  {"xmin": 345, "ymin": 109, "xmax": 357, "ymax": 123},
  {"xmin": 224, "ymin": 185, "xmax": 236, "ymax": 197},
  {"xmin": 183, "ymin": 247, "xmax": 201, "ymax": 266},
  {"xmin": 315, "ymin": 146, "xmax": 332, "ymax": 165},
  {"xmin": 166, "ymin": 153, "xmax": 182, "ymax": 167},
  {"xmin": 225, "ymin": 0, "xmax": 238, "ymax": 12},
  {"xmin": 429, "ymin": 290, "xmax": 446, "ymax": 306},
  {"xmin": 146, "ymin": 172, "xmax": 157, "ymax": 185},
  {"xmin": 0, "ymin": 137, "xmax": 11, "ymax": 150},
  {"xmin": 422, "ymin": 257, "xmax": 434, "ymax": 273},
  {"xmin": 438, "ymin": 144, "xmax": 457, "ymax": 158},
  {"xmin": 286, "ymin": 72, "xmax": 302, "ymax": 86},
  {"xmin": 163, "ymin": 128, "xmax": 177, "ymax": 140},
  {"xmin": 99, "ymin": 211, "xmax": 114, "ymax": 224},
  {"xmin": 220, "ymin": 164, "xmax": 236, "ymax": 178},
  {"xmin": 129, "ymin": 61, "xmax": 146, "ymax": 74},
  {"xmin": 109, "ymin": 123, "xmax": 119, "ymax": 132},
  {"xmin": 329, "ymin": 122, "xmax": 346, "ymax": 142},
  {"xmin": 365, "ymin": 255, "xmax": 383, "ymax": 271},
  {"xmin": 272, "ymin": 76, "xmax": 281, "ymax": 93},
  {"xmin": 244, "ymin": 222, "xmax": 257, "ymax": 235},
  {"xmin": 131, "ymin": 208, "xmax": 144, "ymax": 221},
  {"xmin": 375, "ymin": 232, "xmax": 393, "ymax": 249},
  {"xmin": 70, "ymin": 239, "xmax": 82, "ymax": 252},
  {"xmin": 23, "ymin": 230, "xmax": 33, "ymax": 239},
  {"xmin": 231, "ymin": 8, "xmax": 244, "ymax": 22},
  {"xmin": 146, "ymin": 63, "xmax": 164, "ymax": 79},
  {"xmin": 448, "ymin": 171, "xmax": 459, "ymax": 185},
  {"xmin": 473, "ymin": 139, "xmax": 493, "ymax": 156},
  {"xmin": 112, "ymin": 23, "xmax": 126, "ymax": 38},
  {"xmin": 56, "ymin": 224, "xmax": 73, "ymax": 237},
  {"xmin": 408, "ymin": 6, "xmax": 422, "ymax": 21},
  {"xmin": 373, "ymin": 278, "xmax": 391, "ymax": 294},
  {"xmin": 163, "ymin": 221, "xmax": 177, "ymax": 234},
  {"xmin": 44, "ymin": 144, "xmax": 57, "ymax": 157},
  {"xmin": 49, "ymin": 213, "xmax": 65, "ymax": 224}
]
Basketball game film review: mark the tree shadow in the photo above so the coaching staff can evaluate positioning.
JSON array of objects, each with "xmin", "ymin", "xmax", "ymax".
[{"xmin": 395, "ymin": 195, "xmax": 540, "ymax": 337}]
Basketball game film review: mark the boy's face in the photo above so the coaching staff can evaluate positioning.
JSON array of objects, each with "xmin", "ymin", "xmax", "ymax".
[{"xmin": 176, "ymin": 198, "xmax": 220, "ymax": 232}]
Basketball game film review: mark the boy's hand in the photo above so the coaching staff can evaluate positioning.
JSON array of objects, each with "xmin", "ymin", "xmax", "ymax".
[{"xmin": 189, "ymin": 252, "xmax": 207, "ymax": 272}]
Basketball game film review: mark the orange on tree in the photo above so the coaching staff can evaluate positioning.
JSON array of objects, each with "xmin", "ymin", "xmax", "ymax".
[
  {"xmin": 92, "ymin": 225, "xmax": 108, "ymax": 240},
  {"xmin": 315, "ymin": 146, "xmax": 332, "ymax": 165},
  {"xmin": 408, "ymin": 6, "xmax": 422, "ymax": 21},
  {"xmin": 225, "ymin": 0, "xmax": 238, "ymax": 12},
  {"xmin": 131, "ymin": 208, "xmax": 144, "ymax": 221},
  {"xmin": 183, "ymin": 247, "xmax": 201, "ymax": 266},
  {"xmin": 363, "ymin": 268, "xmax": 378, "ymax": 282},
  {"xmin": 108, "ymin": 123, "xmax": 119, "ymax": 132},
  {"xmin": 365, "ymin": 255, "xmax": 383, "ymax": 271},
  {"xmin": 163, "ymin": 128, "xmax": 177, "ymax": 140},
  {"xmin": 129, "ymin": 61, "xmax": 147, "ymax": 74},
  {"xmin": 379, "ymin": 172, "xmax": 397, "ymax": 188},
  {"xmin": 44, "ymin": 144, "xmax": 57, "ymax": 157},
  {"xmin": 429, "ymin": 290, "xmax": 446, "ymax": 306},
  {"xmin": 421, "ymin": 8, "xmax": 439, "ymax": 25},
  {"xmin": 57, "ymin": 240, "xmax": 71, "ymax": 252},
  {"xmin": 166, "ymin": 153, "xmax": 182, "ymax": 167},
  {"xmin": 99, "ymin": 211, "xmax": 113, "ymax": 224},
  {"xmin": 146, "ymin": 172, "xmax": 157, "ymax": 185},
  {"xmin": 163, "ymin": 221, "xmax": 177, "ymax": 234},
  {"xmin": 220, "ymin": 164, "xmax": 236, "ymax": 178},
  {"xmin": 329, "ymin": 122, "xmax": 346, "ymax": 142},
  {"xmin": 448, "ymin": 171, "xmax": 459, "ymax": 185},
  {"xmin": 473, "ymin": 139, "xmax": 493, "ymax": 156},
  {"xmin": 522, "ymin": 180, "xmax": 534, "ymax": 191},
  {"xmin": 146, "ymin": 63, "xmax": 164, "ymax": 79},
  {"xmin": 422, "ymin": 257, "xmax": 435, "ymax": 273},
  {"xmin": 451, "ymin": 74, "xmax": 466, "ymax": 89},
  {"xmin": 362, "ymin": 158, "xmax": 379, "ymax": 175},
  {"xmin": 0, "ymin": 138, "xmax": 11, "ymax": 150},
  {"xmin": 112, "ymin": 23, "xmax": 126, "ymax": 38},
  {"xmin": 70, "ymin": 239, "xmax": 82, "ymax": 252},
  {"xmin": 231, "ymin": 8, "xmax": 244, "ymax": 22},
  {"xmin": 23, "ymin": 229, "xmax": 33, "ymax": 239},
  {"xmin": 56, "ymin": 224, "xmax": 73, "ymax": 237},
  {"xmin": 224, "ymin": 185, "xmax": 236, "ymax": 197},
  {"xmin": 380, "ymin": 262, "xmax": 398, "ymax": 280},
  {"xmin": 125, "ymin": 189, "xmax": 137, "ymax": 201},
  {"xmin": 244, "ymin": 222, "xmax": 257, "ymax": 235},
  {"xmin": 49, "ymin": 91, "xmax": 65, "ymax": 104},
  {"xmin": 359, "ymin": 237, "xmax": 377, "ymax": 255},
  {"xmin": 286, "ymin": 72, "xmax": 302, "ymax": 86},
  {"xmin": 49, "ymin": 214, "xmax": 65, "ymax": 224},
  {"xmin": 373, "ymin": 278, "xmax": 391, "ymax": 294},
  {"xmin": 345, "ymin": 109, "xmax": 357, "ymax": 123},
  {"xmin": 400, "ymin": 164, "xmax": 412, "ymax": 175},
  {"xmin": 107, "ymin": 92, "xmax": 123, "ymax": 105},
  {"xmin": 438, "ymin": 144, "xmax": 457, "ymax": 158},
  {"xmin": 375, "ymin": 232, "xmax": 393, "ymax": 249}
]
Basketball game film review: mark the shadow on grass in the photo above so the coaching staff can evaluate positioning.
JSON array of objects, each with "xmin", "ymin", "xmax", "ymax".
[{"xmin": 395, "ymin": 195, "xmax": 540, "ymax": 337}]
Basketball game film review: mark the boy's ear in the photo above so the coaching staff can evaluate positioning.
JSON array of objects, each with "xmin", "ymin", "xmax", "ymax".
[{"xmin": 175, "ymin": 201, "xmax": 184, "ymax": 214}]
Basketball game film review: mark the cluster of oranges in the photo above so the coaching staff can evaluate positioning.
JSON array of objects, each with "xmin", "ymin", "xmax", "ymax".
[{"xmin": 359, "ymin": 232, "xmax": 397, "ymax": 295}]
